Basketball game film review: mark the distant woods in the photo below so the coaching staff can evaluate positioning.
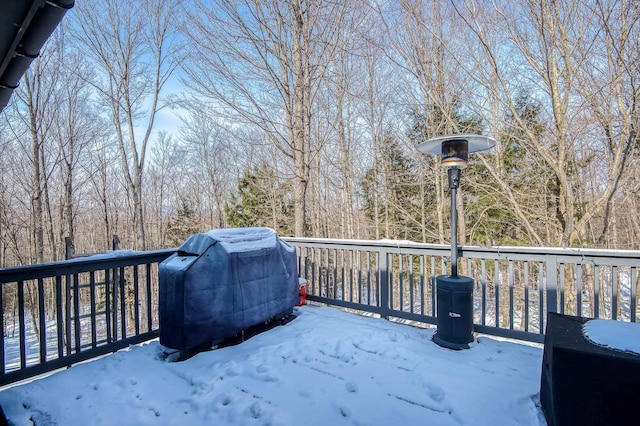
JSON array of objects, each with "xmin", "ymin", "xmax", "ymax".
[{"xmin": 1, "ymin": 0, "xmax": 639, "ymax": 266}]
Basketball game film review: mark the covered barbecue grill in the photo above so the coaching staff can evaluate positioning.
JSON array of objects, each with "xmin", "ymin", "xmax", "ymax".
[{"xmin": 159, "ymin": 227, "xmax": 299, "ymax": 351}]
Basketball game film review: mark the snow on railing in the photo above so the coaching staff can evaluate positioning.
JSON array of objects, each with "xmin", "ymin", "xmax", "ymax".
[{"xmin": 284, "ymin": 238, "xmax": 640, "ymax": 343}]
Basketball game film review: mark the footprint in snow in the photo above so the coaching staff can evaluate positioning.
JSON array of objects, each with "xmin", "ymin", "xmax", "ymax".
[
  {"xmin": 338, "ymin": 406, "xmax": 351, "ymax": 417},
  {"xmin": 248, "ymin": 401, "xmax": 262, "ymax": 419},
  {"xmin": 422, "ymin": 382, "xmax": 446, "ymax": 402},
  {"xmin": 254, "ymin": 364, "xmax": 279, "ymax": 382}
]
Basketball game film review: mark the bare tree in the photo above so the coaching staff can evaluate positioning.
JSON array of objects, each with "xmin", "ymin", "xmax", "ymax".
[
  {"xmin": 54, "ymin": 49, "xmax": 106, "ymax": 257},
  {"xmin": 6, "ymin": 43, "xmax": 62, "ymax": 264},
  {"xmin": 454, "ymin": 0, "xmax": 639, "ymax": 247},
  {"xmin": 178, "ymin": 101, "xmax": 239, "ymax": 231},
  {"xmin": 183, "ymin": 0, "xmax": 350, "ymax": 236},
  {"xmin": 72, "ymin": 0, "xmax": 182, "ymax": 249},
  {"xmin": 378, "ymin": 0, "xmax": 474, "ymax": 244},
  {"xmin": 576, "ymin": 0, "xmax": 640, "ymax": 246}
]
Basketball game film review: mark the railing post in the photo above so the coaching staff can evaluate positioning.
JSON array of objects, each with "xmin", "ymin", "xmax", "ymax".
[
  {"xmin": 546, "ymin": 255, "xmax": 558, "ymax": 315},
  {"xmin": 379, "ymin": 249, "xmax": 389, "ymax": 319}
]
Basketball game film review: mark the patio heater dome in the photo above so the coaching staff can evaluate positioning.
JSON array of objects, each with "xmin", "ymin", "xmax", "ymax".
[
  {"xmin": 417, "ymin": 133, "xmax": 495, "ymax": 350},
  {"xmin": 417, "ymin": 133, "xmax": 496, "ymax": 168}
]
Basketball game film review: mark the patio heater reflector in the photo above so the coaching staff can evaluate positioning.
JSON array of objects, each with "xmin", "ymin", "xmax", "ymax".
[
  {"xmin": 417, "ymin": 134, "xmax": 495, "ymax": 349},
  {"xmin": 441, "ymin": 139, "xmax": 468, "ymax": 168}
]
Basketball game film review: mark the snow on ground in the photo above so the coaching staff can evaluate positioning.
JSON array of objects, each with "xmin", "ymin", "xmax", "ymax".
[
  {"xmin": 583, "ymin": 319, "xmax": 640, "ymax": 355},
  {"xmin": 0, "ymin": 306, "xmax": 546, "ymax": 425}
]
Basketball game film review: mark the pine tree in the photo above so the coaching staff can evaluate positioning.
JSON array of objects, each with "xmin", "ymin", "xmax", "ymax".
[
  {"xmin": 166, "ymin": 200, "xmax": 201, "ymax": 247},
  {"xmin": 465, "ymin": 94, "xmax": 552, "ymax": 246},
  {"xmin": 225, "ymin": 164, "xmax": 294, "ymax": 235}
]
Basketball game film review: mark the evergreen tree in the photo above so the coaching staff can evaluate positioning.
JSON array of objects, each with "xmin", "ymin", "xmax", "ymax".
[
  {"xmin": 225, "ymin": 163, "xmax": 294, "ymax": 235},
  {"xmin": 465, "ymin": 94, "xmax": 553, "ymax": 245},
  {"xmin": 165, "ymin": 200, "xmax": 201, "ymax": 247}
]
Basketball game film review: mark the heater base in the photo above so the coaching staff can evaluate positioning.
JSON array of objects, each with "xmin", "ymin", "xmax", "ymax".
[{"xmin": 433, "ymin": 275, "xmax": 474, "ymax": 350}]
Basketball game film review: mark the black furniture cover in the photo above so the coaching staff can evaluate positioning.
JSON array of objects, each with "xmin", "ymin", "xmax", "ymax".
[
  {"xmin": 159, "ymin": 228, "xmax": 298, "ymax": 351},
  {"xmin": 540, "ymin": 312, "xmax": 640, "ymax": 426}
]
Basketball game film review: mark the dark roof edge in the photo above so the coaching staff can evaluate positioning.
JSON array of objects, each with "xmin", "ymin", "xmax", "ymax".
[{"xmin": 0, "ymin": 0, "xmax": 75, "ymax": 113}]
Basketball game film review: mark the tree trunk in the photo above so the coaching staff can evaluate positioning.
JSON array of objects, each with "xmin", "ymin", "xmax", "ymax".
[
  {"xmin": 292, "ymin": 0, "xmax": 309, "ymax": 237},
  {"xmin": 26, "ymin": 79, "xmax": 44, "ymax": 264}
]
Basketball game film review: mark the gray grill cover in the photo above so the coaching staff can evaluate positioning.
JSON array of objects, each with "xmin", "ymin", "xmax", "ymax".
[{"xmin": 159, "ymin": 228, "xmax": 298, "ymax": 351}]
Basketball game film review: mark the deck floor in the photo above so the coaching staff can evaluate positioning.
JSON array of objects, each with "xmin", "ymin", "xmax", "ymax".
[{"xmin": 0, "ymin": 305, "xmax": 546, "ymax": 425}]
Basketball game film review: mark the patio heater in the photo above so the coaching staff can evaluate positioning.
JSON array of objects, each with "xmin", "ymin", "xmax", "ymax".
[{"xmin": 417, "ymin": 134, "xmax": 495, "ymax": 349}]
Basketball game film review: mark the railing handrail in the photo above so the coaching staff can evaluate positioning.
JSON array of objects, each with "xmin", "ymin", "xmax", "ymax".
[
  {"xmin": 283, "ymin": 237, "xmax": 640, "ymax": 260},
  {"xmin": 0, "ymin": 249, "xmax": 176, "ymax": 283}
]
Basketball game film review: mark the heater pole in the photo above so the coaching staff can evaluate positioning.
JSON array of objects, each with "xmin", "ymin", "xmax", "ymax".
[{"xmin": 448, "ymin": 168, "xmax": 461, "ymax": 278}]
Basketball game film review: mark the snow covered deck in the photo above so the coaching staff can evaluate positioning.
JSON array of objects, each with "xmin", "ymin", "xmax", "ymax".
[{"xmin": 0, "ymin": 306, "xmax": 545, "ymax": 425}]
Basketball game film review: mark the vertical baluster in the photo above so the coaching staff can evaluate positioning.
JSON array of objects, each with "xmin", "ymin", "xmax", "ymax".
[
  {"xmin": 120, "ymin": 267, "xmax": 126, "ymax": 339},
  {"xmin": 134, "ymin": 265, "xmax": 140, "ymax": 335},
  {"xmin": 105, "ymin": 269, "xmax": 112, "ymax": 343},
  {"xmin": 73, "ymin": 273, "xmax": 80, "ymax": 353},
  {"xmin": 420, "ymin": 255, "xmax": 425, "ymax": 316},
  {"xmin": 112, "ymin": 268, "xmax": 118, "ymax": 341},
  {"xmin": 324, "ymin": 248, "xmax": 329, "ymax": 298},
  {"xmin": 357, "ymin": 251, "xmax": 362, "ymax": 304},
  {"xmin": 340, "ymin": 249, "xmax": 345, "ymax": 301},
  {"xmin": 146, "ymin": 264, "xmax": 153, "ymax": 331},
  {"xmin": 559, "ymin": 264, "xmax": 565, "ymax": 314},
  {"xmin": 367, "ymin": 251, "xmax": 372, "ymax": 305},
  {"xmin": 539, "ymin": 261, "xmax": 544, "ymax": 334},
  {"xmin": 90, "ymin": 272, "xmax": 97, "ymax": 348},
  {"xmin": 494, "ymin": 260, "xmax": 500, "ymax": 328},
  {"xmin": 388, "ymin": 253, "xmax": 394, "ymax": 312},
  {"xmin": 38, "ymin": 278, "xmax": 46, "ymax": 363},
  {"xmin": 508, "ymin": 261, "xmax": 514, "ymax": 330},
  {"xmin": 524, "ymin": 262, "xmax": 529, "ymax": 333},
  {"xmin": 409, "ymin": 255, "xmax": 414, "ymax": 314},
  {"xmin": 612, "ymin": 266, "xmax": 618, "ymax": 320},
  {"xmin": 65, "ymin": 273, "xmax": 72, "ymax": 354},
  {"xmin": 631, "ymin": 267, "xmax": 637, "ymax": 323},
  {"xmin": 398, "ymin": 254, "xmax": 403, "ymax": 311},
  {"xmin": 18, "ymin": 281, "xmax": 26, "ymax": 369},
  {"xmin": 594, "ymin": 266, "xmax": 600, "ymax": 319},
  {"xmin": 431, "ymin": 257, "xmax": 436, "ymax": 316},
  {"xmin": 481, "ymin": 260, "xmax": 487, "ymax": 326},
  {"xmin": 311, "ymin": 248, "xmax": 316, "ymax": 297},
  {"xmin": 349, "ymin": 250, "xmax": 354, "ymax": 303}
]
